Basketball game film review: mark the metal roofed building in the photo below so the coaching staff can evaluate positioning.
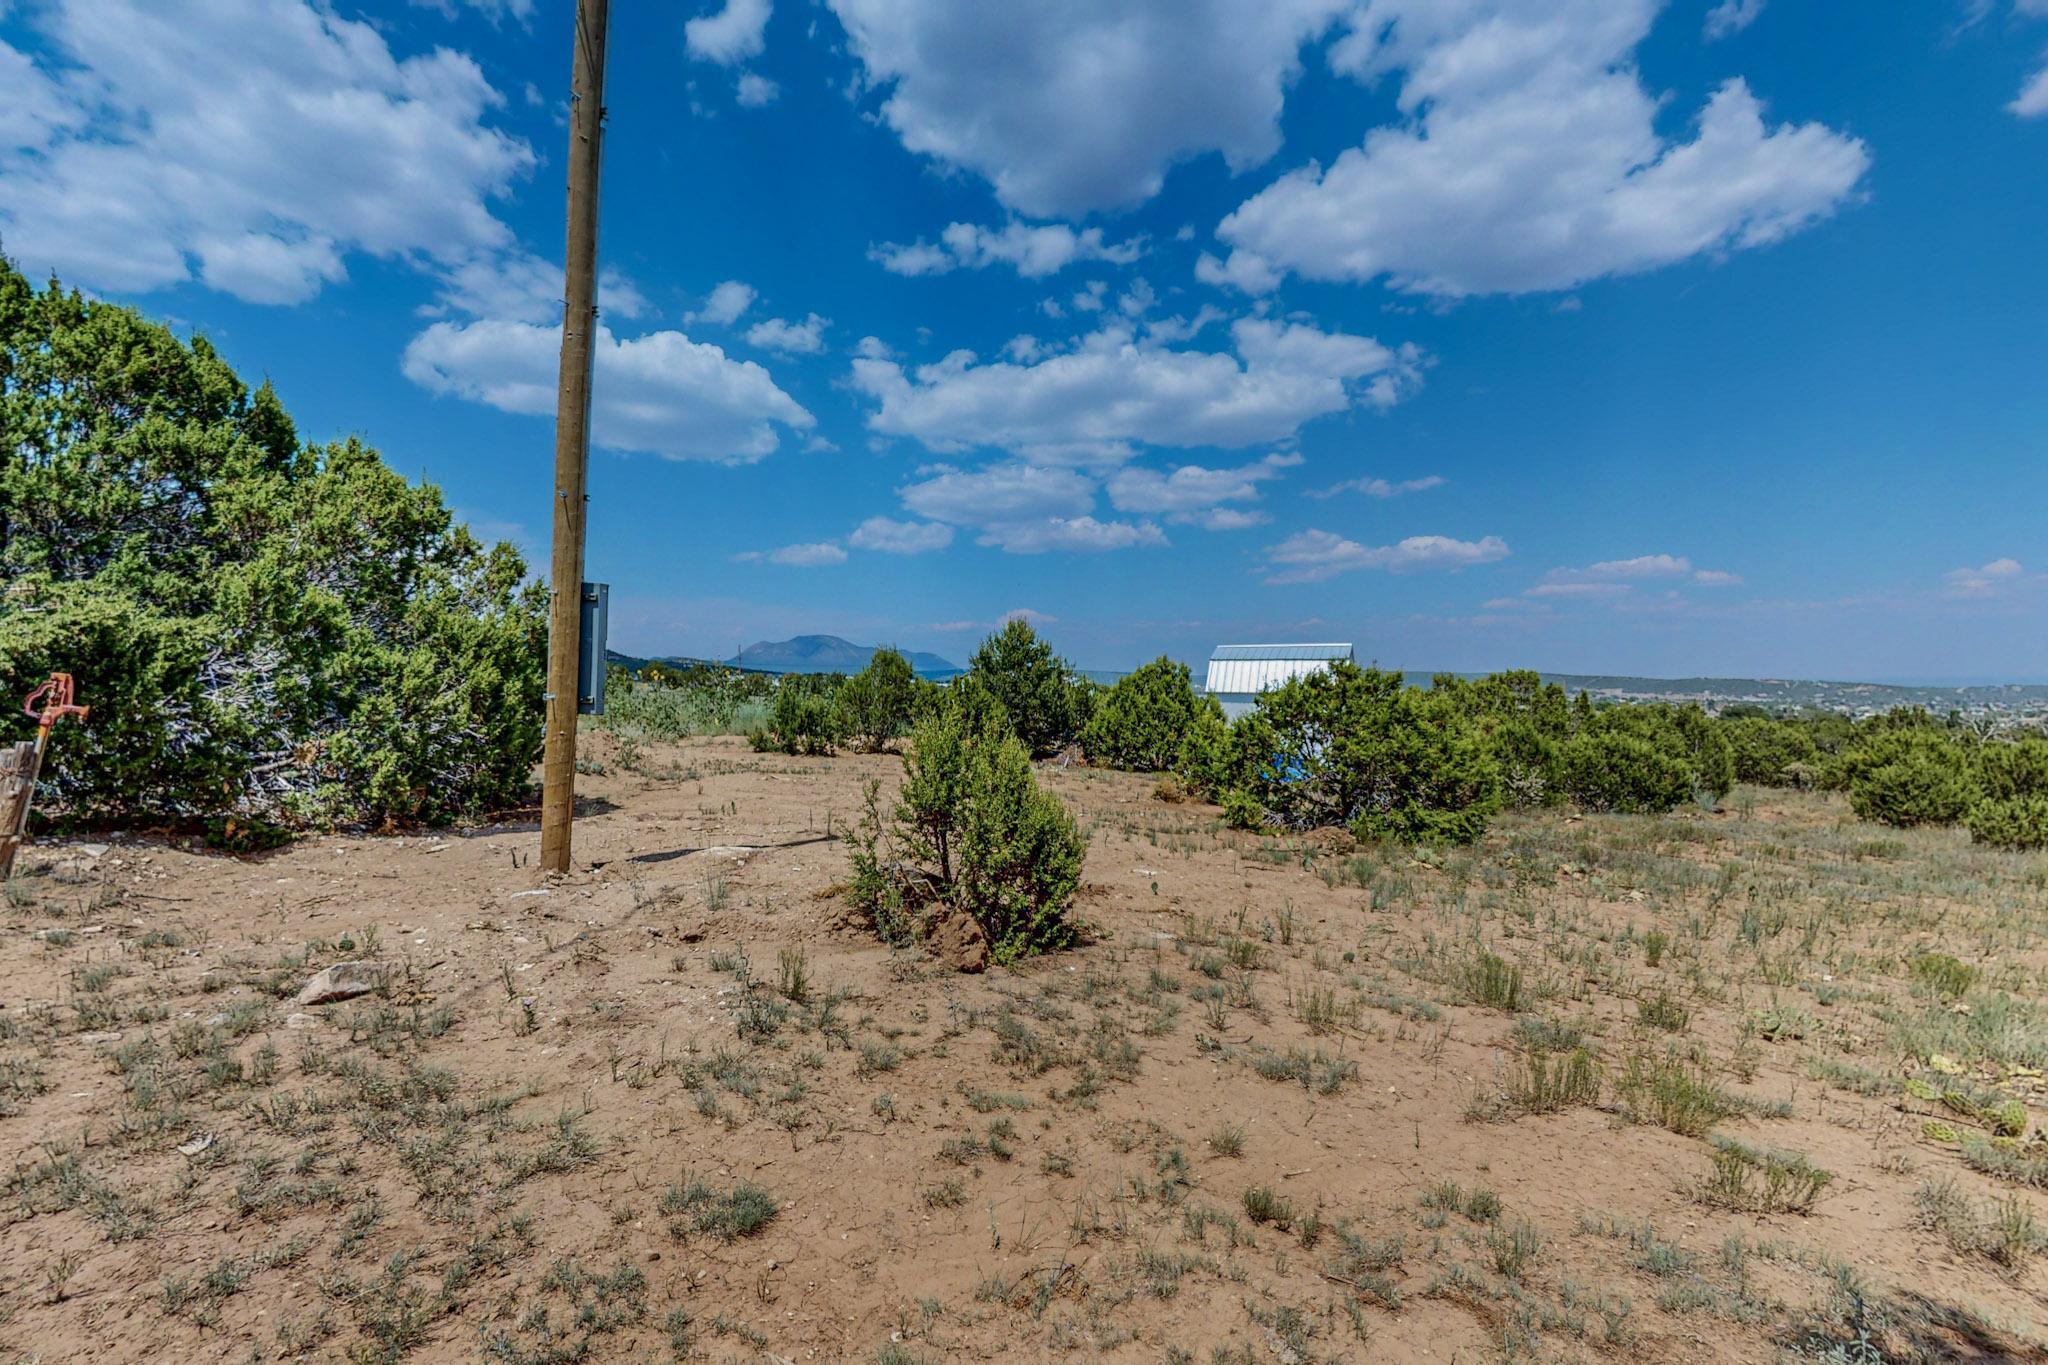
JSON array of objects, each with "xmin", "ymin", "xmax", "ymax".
[{"xmin": 1203, "ymin": 643, "xmax": 1355, "ymax": 720}]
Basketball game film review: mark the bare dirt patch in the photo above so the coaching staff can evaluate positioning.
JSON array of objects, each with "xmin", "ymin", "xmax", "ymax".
[{"xmin": 2, "ymin": 735, "xmax": 2044, "ymax": 1362}]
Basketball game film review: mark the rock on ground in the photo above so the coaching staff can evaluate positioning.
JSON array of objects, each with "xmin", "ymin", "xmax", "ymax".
[{"xmin": 294, "ymin": 960, "xmax": 391, "ymax": 1006}]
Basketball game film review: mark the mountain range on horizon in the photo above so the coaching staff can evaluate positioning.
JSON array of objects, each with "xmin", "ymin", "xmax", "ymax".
[
  {"xmin": 730, "ymin": 635, "xmax": 958, "ymax": 676},
  {"xmin": 608, "ymin": 634, "xmax": 958, "ymax": 678}
]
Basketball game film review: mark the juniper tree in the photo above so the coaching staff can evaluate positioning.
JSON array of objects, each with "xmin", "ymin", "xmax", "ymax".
[{"xmin": 0, "ymin": 260, "xmax": 545, "ymax": 833}]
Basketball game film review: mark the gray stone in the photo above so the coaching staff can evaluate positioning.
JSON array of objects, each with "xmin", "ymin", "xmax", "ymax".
[{"xmin": 295, "ymin": 960, "xmax": 390, "ymax": 1006}]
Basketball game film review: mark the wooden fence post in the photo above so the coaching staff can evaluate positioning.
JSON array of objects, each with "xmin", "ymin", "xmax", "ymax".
[{"xmin": 0, "ymin": 741, "xmax": 40, "ymax": 881}]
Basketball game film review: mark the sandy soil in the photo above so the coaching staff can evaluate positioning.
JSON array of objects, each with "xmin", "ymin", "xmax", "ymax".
[{"xmin": 1, "ymin": 734, "xmax": 2043, "ymax": 1363}]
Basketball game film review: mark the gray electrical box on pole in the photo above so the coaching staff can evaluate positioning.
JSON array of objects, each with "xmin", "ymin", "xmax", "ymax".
[{"xmin": 577, "ymin": 581, "xmax": 609, "ymax": 716}]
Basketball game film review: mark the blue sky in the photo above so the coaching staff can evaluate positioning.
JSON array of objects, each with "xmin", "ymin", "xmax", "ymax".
[{"xmin": 4, "ymin": 0, "xmax": 2046, "ymax": 681}]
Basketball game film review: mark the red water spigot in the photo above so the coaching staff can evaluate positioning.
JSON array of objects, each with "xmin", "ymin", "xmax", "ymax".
[{"xmin": 22, "ymin": 673, "xmax": 89, "ymax": 737}]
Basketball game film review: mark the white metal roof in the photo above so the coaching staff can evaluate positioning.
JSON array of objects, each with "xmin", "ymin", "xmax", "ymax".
[{"xmin": 1203, "ymin": 643, "xmax": 1353, "ymax": 702}]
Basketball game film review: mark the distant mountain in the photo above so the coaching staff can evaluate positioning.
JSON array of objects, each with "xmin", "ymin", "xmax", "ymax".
[
  {"xmin": 605, "ymin": 636, "xmax": 956, "ymax": 678},
  {"xmin": 730, "ymin": 634, "xmax": 956, "ymax": 677}
]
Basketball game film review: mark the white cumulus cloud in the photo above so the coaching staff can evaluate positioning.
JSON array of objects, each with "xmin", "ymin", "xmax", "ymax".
[
  {"xmin": 1945, "ymin": 557, "xmax": 2027, "ymax": 596},
  {"xmin": 411, "ymin": 0, "xmax": 535, "ymax": 21},
  {"xmin": 2015, "ymin": 62, "xmax": 2048, "ymax": 117},
  {"xmin": 767, "ymin": 542, "xmax": 848, "ymax": 567},
  {"xmin": 686, "ymin": 0, "xmax": 771, "ymax": 65},
  {"xmin": 898, "ymin": 463, "xmax": 1096, "ymax": 525},
  {"xmin": 893, "ymin": 462, "xmax": 1164, "ymax": 555},
  {"xmin": 735, "ymin": 73, "xmax": 780, "ymax": 107},
  {"xmin": 746, "ymin": 313, "xmax": 829, "ymax": 354},
  {"xmin": 424, "ymin": 251, "xmax": 648, "ymax": 325},
  {"xmin": 1525, "ymin": 553, "xmax": 1742, "ymax": 597},
  {"xmin": 827, "ymin": 0, "xmax": 1347, "ymax": 217},
  {"xmin": 687, "ymin": 280, "xmax": 757, "ymax": 326},
  {"xmin": 1212, "ymin": 0, "xmax": 1870, "ymax": 297},
  {"xmin": 1105, "ymin": 453, "xmax": 1296, "ymax": 529},
  {"xmin": 0, "ymin": 0, "xmax": 533, "ymax": 304},
  {"xmin": 870, "ymin": 221, "xmax": 1144, "ymax": 279},
  {"xmin": 402, "ymin": 319, "xmax": 813, "ymax": 463},
  {"xmin": 1703, "ymin": 0, "xmax": 1766, "ymax": 39},
  {"xmin": 1307, "ymin": 474, "xmax": 1444, "ymax": 499},
  {"xmin": 849, "ymin": 517, "xmax": 955, "ymax": 554},
  {"xmin": 1263, "ymin": 529, "xmax": 1509, "ymax": 584},
  {"xmin": 850, "ymin": 318, "xmax": 1420, "ymax": 461},
  {"xmin": 979, "ymin": 517, "xmax": 1168, "ymax": 554}
]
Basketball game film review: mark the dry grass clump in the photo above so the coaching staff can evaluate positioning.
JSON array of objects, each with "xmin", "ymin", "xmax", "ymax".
[
  {"xmin": 1701, "ymin": 1137, "xmax": 1833, "ymax": 1214},
  {"xmin": 659, "ymin": 1176, "xmax": 779, "ymax": 1240},
  {"xmin": 1616, "ymin": 1051, "xmax": 1735, "ymax": 1137},
  {"xmin": 1915, "ymin": 1177, "xmax": 2048, "ymax": 1269}
]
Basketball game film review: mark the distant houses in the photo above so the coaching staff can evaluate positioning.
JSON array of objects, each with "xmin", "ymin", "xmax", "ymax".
[{"xmin": 1203, "ymin": 643, "xmax": 1355, "ymax": 720}]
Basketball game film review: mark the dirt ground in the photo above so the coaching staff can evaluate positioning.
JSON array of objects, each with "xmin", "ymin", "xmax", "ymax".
[{"xmin": 3, "ymin": 733, "xmax": 2046, "ymax": 1363}]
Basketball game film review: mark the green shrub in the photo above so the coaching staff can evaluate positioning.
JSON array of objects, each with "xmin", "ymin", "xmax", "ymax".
[
  {"xmin": 1220, "ymin": 788, "xmax": 1265, "ymax": 831},
  {"xmin": 835, "ymin": 648, "xmax": 918, "ymax": 753},
  {"xmin": 1561, "ymin": 704, "xmax": 1732, "ymax": 812},
  {"xmin": 749, "ymin": 675, "xmax": 844, "ymax": 755},
  {"xmin": 598, "ymin": 668, "xmax": 771, "ymax": 740},
  {"xmin": 1909, "ymin": 952, "xmax": 1978, "ymax": 1002},
  {"xmin": 1432, "ymin": 671, "xmax": 1570, "ymax": 807},
  {"xmin": 1720, "ymin": 716, "xmax": 1822, "ymax": 786},
  {"xmin": 1968, "ymin": 797, "xmax": 2048, "ymax": 850},
  {"xmin": 1978, "ymin": 738, "xmax": 2048, "ymax": 801},
  {"xmin": 1558, "ymin": 731, "xmax": 1693, "ymax": 814},
  {"xmin": 1483, "ymin": 716, "xmax": 1565, "ymax": 808},
  {"xmin": 845, "ymin": 694, "xmax": 1087, "ymax": 963},
  {"xmin": 1081, "ymin": 656, "xmax": 1202, "ymax": 771},
  {"xmin": 1844, "ymin": 730, "xmax": 1976, "ymax": 828},
  {"xmin": 957, "ymin": 729, "xmax": 1088, "ymax": 962},
  {"xmin": 1966, "ymin": 738, "xmax": 2048, "ymax": 848},
  {"xmin": 1647, "ymin": 703, "xmax": 1736, "ymax": 799},
  {"xmin": 966, "ymin": 619, "xmax": 1081, "ymax": 757},
  {"xmin": 1227, "ymin": 663, "xmax": 1502, "ymax": 845},
  {"xmin": 0, "ymin": 262, "xmax": 543, "ymax": 830},
  {"xmin": 1173, "ymin": 697, "xmax": 1236, "ymax": 800}
]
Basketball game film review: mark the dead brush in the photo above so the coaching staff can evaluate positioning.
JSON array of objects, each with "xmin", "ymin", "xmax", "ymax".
[
  {"xmin": 1324, "ymin": 1226, "xmax": 1404, "ymax": 1308},
  {"xmin": 1915, "ymin": 1176, "xmax": 2048, "ymax": 1270}
]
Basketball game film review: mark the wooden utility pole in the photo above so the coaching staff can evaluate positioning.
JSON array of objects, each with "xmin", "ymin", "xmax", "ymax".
[{"xmin": 539, "ymin": 0, "xmax": 611, "ymax": 874}]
